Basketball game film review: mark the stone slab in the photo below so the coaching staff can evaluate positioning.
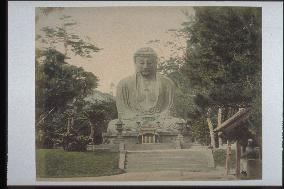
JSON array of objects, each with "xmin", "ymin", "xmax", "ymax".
[{"xmin": 125, "ymin": 148, "xmax": 215, "ymax": 172}]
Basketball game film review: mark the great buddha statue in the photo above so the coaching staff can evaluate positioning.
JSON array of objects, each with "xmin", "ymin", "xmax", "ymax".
[{"xmin": 107, "ymin": 47, "xmax": 183, "ymax": 135}]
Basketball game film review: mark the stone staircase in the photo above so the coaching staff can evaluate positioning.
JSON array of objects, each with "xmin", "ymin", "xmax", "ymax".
[
  {"xmin": 124, "ymin": 148, "xmax": 215, "ymax": 172},
  {"xmin": 125, "ymin": 143, "xmax": 176, "ymax": 151}
]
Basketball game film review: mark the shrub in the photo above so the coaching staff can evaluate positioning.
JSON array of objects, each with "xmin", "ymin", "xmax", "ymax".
[
  {"xmin": 213, "ymin": 148, "xmax": 236, "ymax": 168},
  {"xmin": 62, "ymin": 134, "xmax": 90, "ymax": 152}
]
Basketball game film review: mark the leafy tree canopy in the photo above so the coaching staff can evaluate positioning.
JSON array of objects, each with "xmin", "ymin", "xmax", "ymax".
[
  {"xmin": 37, "ymin": 15, "xmax": 101, "ymax": 58},
  {"xmin": 180, "ymin": 7, "xmax": 262, "ymax": 144},
  {"xmin": 181, "ymin": 7, "xmax": 261, "ymax": 110}
]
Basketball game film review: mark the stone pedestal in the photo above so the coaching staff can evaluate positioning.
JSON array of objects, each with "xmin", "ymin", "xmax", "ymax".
[
  {"xmin": 118, "ymin": 143, "xmax": 126, "ymax": 170},
  {"xmin": 103, "ymin": 131, "xmax": 182, "ymax": 146},
  {"xmin": 175, "ymin": 134, "xmax": 184, "ymax": 149},
  {"xmin": 114, "ymin": 135, "xmax": 124, "ymax": 144}
]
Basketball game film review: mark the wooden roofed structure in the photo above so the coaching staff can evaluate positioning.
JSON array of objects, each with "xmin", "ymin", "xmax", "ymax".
[
  {"xmin": 214, "ymin": 108, "xmax": 251, "ymax": 178},
  {"xmin": 214, "ymin": 108, "xmax": 250, "ymax": 136}
]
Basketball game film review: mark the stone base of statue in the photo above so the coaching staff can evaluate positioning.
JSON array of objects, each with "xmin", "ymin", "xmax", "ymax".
[
  {"xmin": 102, "ymin": 116, "xmax": 191, "ymax": 147},
  {"xmin": 102, "ymin": 130, "xmax": 184, "ymax": 145}
]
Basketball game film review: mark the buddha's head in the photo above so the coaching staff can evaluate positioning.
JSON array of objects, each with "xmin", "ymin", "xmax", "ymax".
[{"xmin": 134, "ymin": 47, "xmax": 158, "ymax": 78}]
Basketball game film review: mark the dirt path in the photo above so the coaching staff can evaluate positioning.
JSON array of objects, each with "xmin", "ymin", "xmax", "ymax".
[{"xmin": 37, "ymin": 167, "xmax": 236, "ymax": 181}]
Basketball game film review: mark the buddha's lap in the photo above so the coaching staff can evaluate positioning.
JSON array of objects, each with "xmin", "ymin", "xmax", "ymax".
[{"xmin": 107, "ymin": 117, "xmax": 181, "ymax": 133}]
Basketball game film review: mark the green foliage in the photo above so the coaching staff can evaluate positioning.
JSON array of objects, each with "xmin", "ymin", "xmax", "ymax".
[
  {"xmin": 179, "ymin": 7, "xmax": 262, "ymax": 144},
  {"xmin": 182, "ymin": 7, "xmax": 261, "ymax": 109},
  {"xmin": 62, "ymin": 134, "xmax": 90, "ymax": 151},
  {"xmin": 37, "ymin": 15, "xmax": 101, "ymax": 58},
  {"xmin": 213, "ymin": 149, "xmax": 236, "ymax": 167},
  {"xmin": 70, "ymin": 96, "xmax": 118, "ymax": 144},
  {"xmin": 35, "ymin": 51, "xmax": 117, "ymax": 148},
  {"xmin": 36, "ymin": 149, "xmax": 123, "ymax": 178},
  {"xmin": 36, "ymin": 15, "xmax": 105, "ymax": 150},
  {"xmin": 191, "ymin": 118, "xmax": 210, "ymax": 145},
  {"xmin": 86, "ymin": 100, "xmax": 118, "ymax": 144},
  {"xmin": 36, "ymin": 49, "xmax": 99, "ymax": 114},
  {"xmin": 84, "ymin": 99, "xmax": 117, "ymax": 127},
  {"xmin": 156, "ymin": 7, "xmax": 262, "ymax": 145}
]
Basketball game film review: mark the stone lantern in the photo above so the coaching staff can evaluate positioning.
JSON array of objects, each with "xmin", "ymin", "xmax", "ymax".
[
  {"xmin": 175, "ymin": 119, "xmax": 186, "ymax": 149},
  {"xmin": 136, "ymin": 121, "xmax": 141, "ymax": 129},
  {"xmin": 156, "ymin": 121, "xmax": 161, "ymax": 128},
  {"xmin": 115, "ymin": 119, "xmax": 124, "ymax": 144},
  {"xmin": 176, "ymin": 119, "xmax": 186, "ymax": 134}
]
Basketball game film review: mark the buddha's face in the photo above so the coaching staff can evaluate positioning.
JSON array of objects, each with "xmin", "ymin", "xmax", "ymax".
[{"xmin": 135, "ymin": 55, "xmax": 157, "ymax": 78}]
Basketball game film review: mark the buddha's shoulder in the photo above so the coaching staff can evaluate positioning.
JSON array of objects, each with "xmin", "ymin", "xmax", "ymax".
[
  {"xmin": 117, "ymin": 75, "xmax": 136, "ymax": 87},
  {"xmin": 158, "ymin": 73, "xmax": 175, "ymax": 87}
]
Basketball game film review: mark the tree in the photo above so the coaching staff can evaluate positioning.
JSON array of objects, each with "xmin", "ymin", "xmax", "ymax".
[
  {"xmin": 37, "ymin": 15, "xmax": 100, "ymax": 58},
  {"xmin": 84, "ymin": 98, "xmax": 118, "ymax": 144},
  {"xmin": 35, "ymin": 14, "xmax": 101, "ymax": 149},
  {"xmin": 181, "ymin": 7, "xmax": 262, "ymax": 145},
  {"xmin": 36, "ymin": 50, "xmax": 99, "ymax": 149}
]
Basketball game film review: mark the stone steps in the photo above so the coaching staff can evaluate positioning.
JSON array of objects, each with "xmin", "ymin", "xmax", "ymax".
[
  {"xmin": 126, "ymin": 162, "xmax": 209, "ymax": 168},
  {"xmin": 126, "ymin": 159, "xmax": 207, "ymax": 164},
  {"xmin": 126, "ymin": 155, "xmax": 208, "ymax": 161},
  {"xmin": 125, "ymin": 148, "xmax": 215, "ymax": 172},
  {"xmin": 125, "ymin": 143, "xmax": 176, "ymax": 151}
]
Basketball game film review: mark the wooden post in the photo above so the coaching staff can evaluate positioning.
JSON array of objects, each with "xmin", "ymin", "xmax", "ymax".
[
  {"xmin": 207, "ymin": 117, "xmax": 216, "ymax": 148},
  {"xmin": 217, "ymin": 108, "xmax": 223, "ymax": 147},
  {"xmin": 225, "ymin": 141, "xmax": 232, "ymax": 175},
  {"xmin": 235, "ymin": 140, "xmax": 241, "ymax": 178},
  {"xmin": 217, "ymin": 108, "xmax": 222, "ymax": 125},
  {"xmin": 218, "ymin": 132, "xmax": 223, "ymax": 148}
]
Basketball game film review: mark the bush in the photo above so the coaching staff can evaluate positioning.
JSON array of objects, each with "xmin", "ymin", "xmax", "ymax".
[
  {"xmin": 213, "ymin": 149, "xmax": 236, "ymax": 168},
  {"xmin": 36, "ymin": 136, "xmax": 54, "ymax": 149},
  {"xmin": 62, "ymin": 134, "xmax": 90, "ymax": 151}
]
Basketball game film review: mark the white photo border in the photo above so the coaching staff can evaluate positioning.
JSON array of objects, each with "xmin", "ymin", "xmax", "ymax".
[{"xmin": 8, "ymin": 1, "xmax": 283, "ymax": 186}]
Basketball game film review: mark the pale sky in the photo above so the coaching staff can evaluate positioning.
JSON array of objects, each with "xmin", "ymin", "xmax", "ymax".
[{"xmin": 36, "ymin": 7, "xmax": 194, "ymax": 94}]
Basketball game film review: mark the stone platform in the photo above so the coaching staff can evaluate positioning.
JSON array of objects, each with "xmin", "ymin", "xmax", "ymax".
[
  {"xmin": 117, "ymin": 143, "xmax": 215, "ymax": 173},
  {"xmin": 124, "ymin": 147, "xmax": 215, "ymax": 172},
  {"xmin": 102, "ymin": 131, "xmax": 181, "ymax": 145}
]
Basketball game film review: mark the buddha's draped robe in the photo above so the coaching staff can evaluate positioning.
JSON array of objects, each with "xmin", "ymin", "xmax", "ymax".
[
  {"xmin": 107, "ymin": 73, "xmax": 181, "ymax": 134},
  {"xmin": 117, "ymin": 73, "xmax": 175, "ymax": 120}
]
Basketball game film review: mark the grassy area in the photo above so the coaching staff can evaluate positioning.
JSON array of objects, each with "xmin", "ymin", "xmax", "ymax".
[
  {"xmin": 36, "ymin": 149, "xmax": 124, "ymax": 178},
  {"xmin": 213, "ymin": 149, "xmax": 236, "ymax": 168}
]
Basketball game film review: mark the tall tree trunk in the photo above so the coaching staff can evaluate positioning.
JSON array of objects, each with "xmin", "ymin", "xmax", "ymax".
[
  {"xmin": 206, "ymin": 108, "xmax": 216, "ymax": 148},
  {"xmin": 217, "ymin": 108, "xmax": 223, "ymax": 147},
  {"xmin": 207, "ymin": 117, "xmax": 216, "ymax": 148}
]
